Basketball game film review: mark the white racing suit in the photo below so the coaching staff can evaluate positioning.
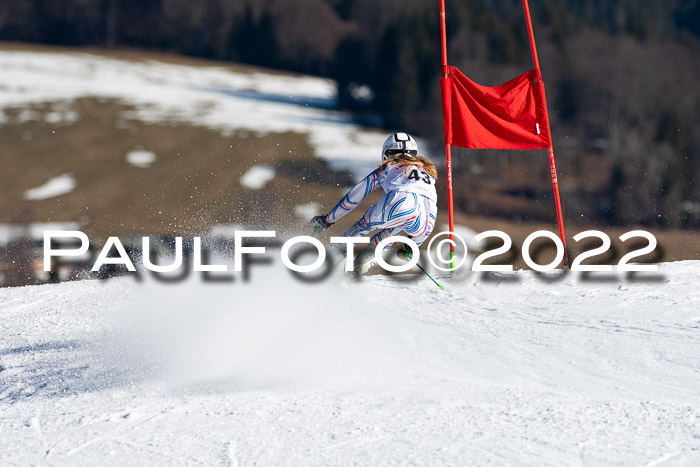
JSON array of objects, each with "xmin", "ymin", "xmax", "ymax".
[{"xmin": 325, "ymin": 163, "xmax": 438, "ymax": 260}]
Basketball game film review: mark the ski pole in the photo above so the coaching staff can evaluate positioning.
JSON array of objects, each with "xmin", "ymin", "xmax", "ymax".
[{"xmin": 403, "ymin": 252, "xmax": 445, "ymax": 290}]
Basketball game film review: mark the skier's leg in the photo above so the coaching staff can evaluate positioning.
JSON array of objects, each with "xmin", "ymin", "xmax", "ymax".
[
  {"xmin": 403, "ymin": 195, "xmax": 438, "ymax": 247},
  {"xmin": 338, "ymin": 192, "xmax": 395, "ymax": 239},
  {"xmin": 394, "ymin": 196, "xmax": 438, "ymax": 261},
  {"xmin": 352, "ymin": 194, "xmax": 423, "ymax": 275},
  {"xmin": 368, "ymin": 226, "xmax": 404, "ymax": 248},
  {"xmin": 339, "ymin": 215, "xmax": 370, "ymax": 238},
  {"xmin": 331, "ymin": 197, "xmax": 382, "ymax": 267},
  {"xmin": 366, "ymin": 193, "xmax": 434, "ymax": 251},
  {"xmin": 353, "ymin": 226, "xmax": 403, "ymax": 276},
  {"xmin": 341, "ymin": 192, "xmax": 426, "ymax": 276},
  {"xmin": 335, "ymin": 192, "xmax": 393, "ymax": 263}
]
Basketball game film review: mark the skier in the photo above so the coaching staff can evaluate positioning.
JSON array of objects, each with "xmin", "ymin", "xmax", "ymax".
[{"xmin": 311, "ymin": 132, "xmax": 438, "ymax": 275}]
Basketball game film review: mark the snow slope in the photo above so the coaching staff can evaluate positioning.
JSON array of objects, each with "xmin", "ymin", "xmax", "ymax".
[
  {"xmin": 1, "ymin": 261, "xmax": 699, "ymax": 465},
  {"xmin": 23, "ymin": 174, "xmax": 77, "ymax": 201}
]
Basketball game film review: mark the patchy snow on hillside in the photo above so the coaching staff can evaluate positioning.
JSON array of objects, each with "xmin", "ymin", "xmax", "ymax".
[
  {"xmin": 126, "ymin": 149, "xmax": 157, "ymax": 168},
  {"xmin": 294, "ymin": 202, "xmax": 320, "ymax": 220},
  {"xmin": 0, "ymin": 222, "xmax": 81, "ymax": 246},
  {"xmin": 23, "ymin": 173, "xmax": 77, "ymax": 200},
  {"xmin": 1, "ymin": 261, "xmax": 699, "ymax": 465},
  {"xmin": 0, "ymin": 51, "xmax": 390, "ymax": 179},
  {"xmin": 240, "ymin": 165, "xmax": 276, "ymax": 190}
]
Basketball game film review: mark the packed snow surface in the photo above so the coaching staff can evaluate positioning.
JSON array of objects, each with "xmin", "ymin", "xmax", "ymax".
[
  {"xmin": 1, "ymin": 261, "xmax": 699, "ymax": 465},
  {"xmin": 0, "ymin": 50, "xmax": 389, "ymax": 179},
  {"xmin": 23, "ymin": 173, "xmax": 77, "ymax": 201}
]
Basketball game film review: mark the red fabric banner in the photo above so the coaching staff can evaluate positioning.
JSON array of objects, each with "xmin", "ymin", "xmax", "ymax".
[{"xmin": 441, "ymin": 65, "xmax": 551, "ymax": 150}]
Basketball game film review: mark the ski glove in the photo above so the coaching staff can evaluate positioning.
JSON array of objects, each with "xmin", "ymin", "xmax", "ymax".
[
  {"xmin": 396, "ymin": 243, "xmax": 413, "ymax": 261},
  {"xmin": 310, "ymin": 215, "xmax": 333, "ymax": 231},
  {"xmin": 396, "ymin": 236, "xmax": 416, "ymax": 261}
]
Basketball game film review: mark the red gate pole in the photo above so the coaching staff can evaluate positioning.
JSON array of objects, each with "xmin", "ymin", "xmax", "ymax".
[
  {"xmin": 440, "ymin": 0, "xmax": 456, "ymax": 270},
  {"xmin": 522, "ymin": 0, "xmax": 569, "ymax": 266}
]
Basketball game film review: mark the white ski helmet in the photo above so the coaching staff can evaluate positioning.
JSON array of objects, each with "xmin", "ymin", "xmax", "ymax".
[{"xmin": 382, "ymin": 132, "xmax": 418, "ymax": 161}]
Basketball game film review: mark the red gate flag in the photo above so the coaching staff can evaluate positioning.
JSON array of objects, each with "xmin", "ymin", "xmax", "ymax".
[{"xmin": 440, "ymin": 65, "xmax": 551, "ymax": 150}]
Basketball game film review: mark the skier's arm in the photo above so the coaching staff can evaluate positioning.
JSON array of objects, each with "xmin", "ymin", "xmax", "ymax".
[{"xmin": 325, "ymin": 170, "xmax": 381, "ymax": 224}]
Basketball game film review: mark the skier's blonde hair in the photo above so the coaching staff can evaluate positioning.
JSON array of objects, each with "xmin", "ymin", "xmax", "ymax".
[{"xmin": 379, "ymin": 154, "xmax": 438, "ymax": 180}]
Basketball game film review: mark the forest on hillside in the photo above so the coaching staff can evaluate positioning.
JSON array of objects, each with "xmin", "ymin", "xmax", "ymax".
[{"xmin": 1, "ymin": 0, "xmax": 698, "ymax": 228}]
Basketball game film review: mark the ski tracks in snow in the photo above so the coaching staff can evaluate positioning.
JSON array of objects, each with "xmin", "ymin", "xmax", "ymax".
[{"xmin": 1, "ymin": 263, "xmax": 699, "ymax": 464}]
